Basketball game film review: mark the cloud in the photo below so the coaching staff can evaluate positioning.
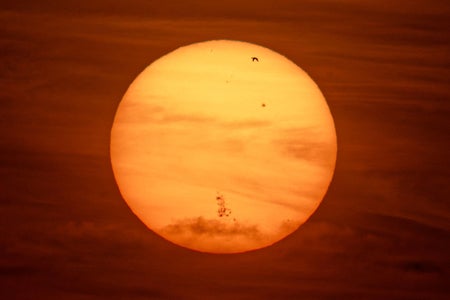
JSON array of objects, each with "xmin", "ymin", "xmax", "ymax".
[
  {"xmin": 397, "ymin": 261, "xmax": 443, "ymax": 275},
  {"xmin": 158, "ymin": 217, "xmax": 270, "ymax": 253},
  {"xmin": 160, "ymin": 216, "xmax": 263, "ymax": 240},
  {"xmin": 158, "ymin": 216, "xmax": 304, "ymax": 254},
  {"xmin": 273, "ymin": 127, "xmax": 336, "ymax": 168}
]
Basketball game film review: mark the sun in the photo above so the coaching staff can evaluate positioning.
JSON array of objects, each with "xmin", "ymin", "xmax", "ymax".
[{"xmin": 110, "ymin": 40, "xmax": 337, "ymax": 253}]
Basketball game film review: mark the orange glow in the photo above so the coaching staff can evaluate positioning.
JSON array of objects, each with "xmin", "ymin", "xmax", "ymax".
[{"xmin": 110, "ymin": 40, "xmax": 337, "ymax": 253}]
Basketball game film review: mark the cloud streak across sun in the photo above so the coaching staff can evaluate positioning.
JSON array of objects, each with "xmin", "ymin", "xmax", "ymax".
[{"xmin": 159, "ymin": 217, "xmax": 299, "ymax": 253}]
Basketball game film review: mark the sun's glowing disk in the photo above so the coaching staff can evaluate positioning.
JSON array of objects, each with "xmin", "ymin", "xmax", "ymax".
[{"xmin": 110, "ymin": 40, "xmax": 337, "ymax": 253}]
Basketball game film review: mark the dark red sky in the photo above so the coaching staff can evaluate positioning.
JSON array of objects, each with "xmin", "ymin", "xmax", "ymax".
[{"xmin": 1, "ymin": 1, "xmax": 449, "ymax": 299}]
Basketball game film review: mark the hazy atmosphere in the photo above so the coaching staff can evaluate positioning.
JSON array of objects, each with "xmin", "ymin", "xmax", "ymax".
[{"xmin": 1, "ymin": 1, "xmax": 449, "ymax": 299}]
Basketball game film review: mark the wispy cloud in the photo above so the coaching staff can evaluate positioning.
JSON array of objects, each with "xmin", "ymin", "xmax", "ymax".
[{"xmin": 161, "ymin": 216, "xmax": 263, "ymax": 239}]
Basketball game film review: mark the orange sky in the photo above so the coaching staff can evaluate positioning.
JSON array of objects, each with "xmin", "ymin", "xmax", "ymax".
[{"xmin": 1, "ymin": 0, "xmax": 449, "ymax": 299}]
